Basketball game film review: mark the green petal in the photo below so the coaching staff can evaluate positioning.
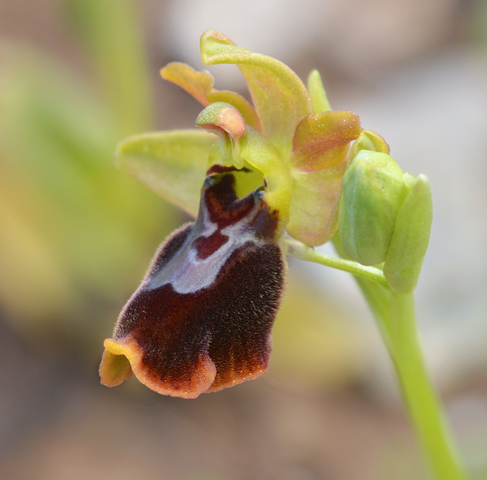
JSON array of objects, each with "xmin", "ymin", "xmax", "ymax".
[
  {"xmin": 288, "ymin": 161, "xmax": 347, "ymax": 246},
  {"xmin": 160, "ymin": 62, "xmax": 260, "ymax": 129},
  {"xmin": 307, "ymin": 69, "xmax": 332, "ymax": 113},
  {"xmin": 200, "ymin": 30, "xmax": 312, "ymax": 157},
  {"xmin": 116, "ymin": 129, "xmax": 217, "ymax": 217},
  {"xmin": 291, "ymin": 111, "xmax": 361, "ymax": 173}
]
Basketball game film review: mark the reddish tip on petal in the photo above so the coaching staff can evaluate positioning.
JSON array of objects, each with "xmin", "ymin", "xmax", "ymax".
[{"xmin": 196, "ymin": 102, "xmax": 246, "ymax": 140}]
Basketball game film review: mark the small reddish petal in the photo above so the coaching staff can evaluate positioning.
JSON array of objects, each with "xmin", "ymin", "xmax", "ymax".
[
  {"xmin": 161, "ymin": 62, "xmax": 260, "ymax": 129},
  {"xmin": 291, "ymin": 111, "xmax": 361, "ymax": 173},
  {"xmin": 160, "ymin": 62, "xmax": 213, "ymax": 105}
]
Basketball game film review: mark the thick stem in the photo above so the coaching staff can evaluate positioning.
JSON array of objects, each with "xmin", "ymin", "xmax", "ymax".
[
  {"xmin": 288, "ymin": 237, "xmax": 469, "ymax": 479},
  {"xmin": 388, "ymin": 293, "xmax": 468, "ymax": 480}
]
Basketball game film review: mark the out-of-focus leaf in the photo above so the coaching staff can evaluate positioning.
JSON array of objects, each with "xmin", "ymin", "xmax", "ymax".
[
  {"xmin": 64, "ymin": 0, "xmax": 153, "ymax": 135},
  {"xmin": 0, "ymin": 167, "xmax": 78, "ymax": 334},
  {"xmin": 271, "ymin": 272, "xmax": 367, "ymax": 390},
  {"xmin": 0, "ymin": 45, "xmax": 173, "ymax": 347}
]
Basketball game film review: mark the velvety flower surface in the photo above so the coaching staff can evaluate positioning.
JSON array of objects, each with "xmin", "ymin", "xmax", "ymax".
[{"xmin": 100, "ymin": 173, "xmax": 285, "ymax": 398}]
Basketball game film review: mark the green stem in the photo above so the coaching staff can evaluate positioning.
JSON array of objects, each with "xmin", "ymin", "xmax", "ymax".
[
  {"xmin": 388, "ymin": 292, "xmax": 468, "ymax": 480},
  {"xmin": 286, "ymin": 238, "xmax": 469, "ymax": 479},
  {"xmin": 282, "ymin": 237, "xmax": 388, "ymax": 288}
]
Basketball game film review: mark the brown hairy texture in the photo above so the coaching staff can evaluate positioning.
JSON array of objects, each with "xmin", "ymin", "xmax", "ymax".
[
  {"xmin": 102, "ymin": 173, "xmax": 286, "ymax": 398},
  {"xmin": 250, "ymin": 203, "xmax": 280, "ymax": 241},
  {"xmin": 115, "ymin": 241, "xmax": 284, "ymax": 396},
  {"xmin": 114, "ymin": 223, "xmax": 194, "ymax": 338}
]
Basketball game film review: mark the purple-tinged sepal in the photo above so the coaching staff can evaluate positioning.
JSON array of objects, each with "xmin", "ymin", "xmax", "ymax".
[{"xmin": 99, "ymin": 173, "xmax": 285, "ymax": 398}]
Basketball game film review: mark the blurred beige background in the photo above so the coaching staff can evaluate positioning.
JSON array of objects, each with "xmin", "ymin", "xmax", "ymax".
[{"xmin": 0, "ymin": 1, "xmax": 486, "ymax": 479}]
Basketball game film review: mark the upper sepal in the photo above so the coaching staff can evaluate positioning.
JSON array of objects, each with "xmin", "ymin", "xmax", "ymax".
[{"xmin": 200, "ymin": 30, "xmax": 312, "ymax": 157}]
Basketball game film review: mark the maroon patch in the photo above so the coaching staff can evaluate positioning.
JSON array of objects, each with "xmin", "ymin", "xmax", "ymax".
[{"xmin": 193, "ymin": 231, "xmax": 229, "ymax": 260}]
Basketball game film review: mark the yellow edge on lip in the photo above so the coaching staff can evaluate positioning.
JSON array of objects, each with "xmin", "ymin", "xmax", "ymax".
[{"xmin": 99, "ymin": 337, "xmax": 217, "ymax": 399}]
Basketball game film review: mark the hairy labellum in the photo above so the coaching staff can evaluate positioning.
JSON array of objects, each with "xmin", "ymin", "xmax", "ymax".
[{"xmin": 99, "ymin": 173, "xmax": 286, "ymax": 398}]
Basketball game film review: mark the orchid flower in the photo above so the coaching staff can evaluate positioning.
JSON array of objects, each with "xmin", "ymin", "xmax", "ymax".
[
  {"xmin": 98, "ymin": 30, "xmax": 429, "ymax": 400},
  {"xmin": 98, "ymin": 30, "xmax": 365, "ymax": 398},
  {"xmin": 96, "ymin": 29, "xmax": 472, "ymax": 480}
]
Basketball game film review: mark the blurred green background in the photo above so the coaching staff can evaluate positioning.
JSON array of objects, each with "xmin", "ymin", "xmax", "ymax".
[{"xmin": 0, "ymin": 1, "xmax": 486, "ymax": 479}]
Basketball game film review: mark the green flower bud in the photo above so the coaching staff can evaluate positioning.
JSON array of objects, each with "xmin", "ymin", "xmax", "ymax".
[
  {"xmin": 349, "ymin": 130, "xmax": 390, "ymax": 159},
  {"xmin": 338, "ymin": 150, "xmax": 408, "ymax": 266},
  {"xmin": 383, "ymin": 175, "xmax": 432, "ymax": 294}
]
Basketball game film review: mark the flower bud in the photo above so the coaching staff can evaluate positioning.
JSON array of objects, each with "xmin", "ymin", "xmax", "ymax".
[
  {"xmin": 338, "ymin": 150, "xmax": 408, "ymax": 266},
  {"xmin": 383, "ymin": 174, "xmax": 432, "ymax": 294}
]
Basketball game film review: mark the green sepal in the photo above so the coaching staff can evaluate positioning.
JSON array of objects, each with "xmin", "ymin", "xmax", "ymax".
[
  {"xmin": 383, "ymin": 175, "xmax": 433, "ymax": 294},
  {"xmin": 116, "ymin": 129, "xmax": 217, "ymax": 217}
]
